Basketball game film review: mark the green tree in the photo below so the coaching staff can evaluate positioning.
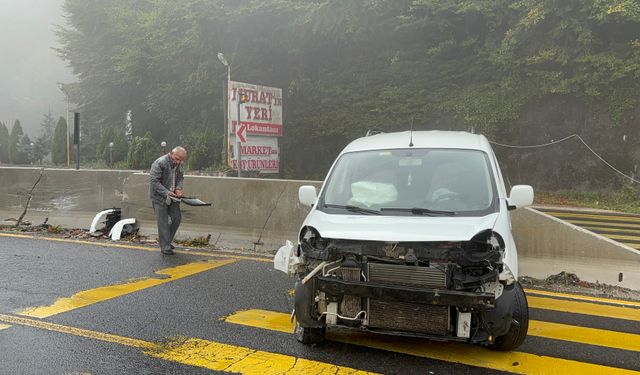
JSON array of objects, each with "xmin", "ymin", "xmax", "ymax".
[
  {"xmin": 187, "ymin": 128, "xmax": 219, "ymax": 171},
  {"xmin": 17, "ymin": 134, "xmax": 32, "ymax": 165},
  {"xmin": 51, "ymin": 117, "xmax": 68, "ymax": 165},
  {"xmin": 0, "ymin": 122, "xmax": 9, "ymax": 163},
  {"xmin": 56, "ymin": 0, "xmax": 640, "ymax": 185},
  {"xmin": 127, "ymin": 132, "xmax": 157, "ymax": 169},
  {"xmin": 39, "ymin": 111, "xmax": 55, "ymax": 157},
  {"xmin": 32, "ymin": 135, "xmax": 49, "ymax": 164},
  {"xmin": 9, "ymin": 120, "xmax": 25, "ymax": 164},
  {"xmin": 97, "ymin": 127, "xmax": 129, "ymax": 166}
]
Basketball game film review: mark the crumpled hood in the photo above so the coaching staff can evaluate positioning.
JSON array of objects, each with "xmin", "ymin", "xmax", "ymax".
[{"xmin": 304, "ymin": 210, "xmax": 500, "ymax": 242}]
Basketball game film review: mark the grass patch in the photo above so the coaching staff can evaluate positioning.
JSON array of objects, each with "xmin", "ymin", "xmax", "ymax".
[{"xmin": 535, "ymin": 182, "xmax": 640, "ymax": 214}]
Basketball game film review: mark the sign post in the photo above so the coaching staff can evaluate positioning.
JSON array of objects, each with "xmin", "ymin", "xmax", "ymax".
[{"xmin": 236, "ymin": 92, "xmax": 249, "ymax": 177}]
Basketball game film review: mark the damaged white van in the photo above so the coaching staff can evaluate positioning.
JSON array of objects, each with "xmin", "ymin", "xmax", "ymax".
[{"xmin": 274, "ymin": 130, "xmax": 534, "ymax": 351}]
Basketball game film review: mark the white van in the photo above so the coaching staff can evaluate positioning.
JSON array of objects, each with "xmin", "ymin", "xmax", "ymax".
[{"xmin": 275, "ymin": 130, "xmax": 534, "ymax": 351}]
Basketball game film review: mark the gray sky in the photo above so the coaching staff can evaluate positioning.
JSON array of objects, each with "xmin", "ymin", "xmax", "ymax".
[{"xmin": 0, "ymin": 0, "xmax": 74, "ymax": 136}]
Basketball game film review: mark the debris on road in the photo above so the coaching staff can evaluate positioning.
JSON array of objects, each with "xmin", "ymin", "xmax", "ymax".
[{"xmin": 521, "ymin": 271, "xmax": 640, "ymax": 301}]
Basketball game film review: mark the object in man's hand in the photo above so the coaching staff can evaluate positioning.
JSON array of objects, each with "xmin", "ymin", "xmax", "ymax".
[{"xmin": 171, "ymin": 196, "xmax": 212, "ymax": 206}]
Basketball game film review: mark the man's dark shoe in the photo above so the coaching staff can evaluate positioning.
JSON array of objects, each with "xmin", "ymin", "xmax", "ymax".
[{"xmin": 161, "ymin": 248, "xmax": 175, "ymax": 255}]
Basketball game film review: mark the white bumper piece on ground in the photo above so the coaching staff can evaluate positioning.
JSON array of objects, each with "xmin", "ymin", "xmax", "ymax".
[
  {"xmin": 108, "ymin": 218, "xmax": 136, "ymax": 241},
  {"xmin": 274, "ymin": 240, "xmax": 301, "ymax": 276},
  {"xmin": 89, "ymin": 209, "xmax": 117, "ymax": 234}
]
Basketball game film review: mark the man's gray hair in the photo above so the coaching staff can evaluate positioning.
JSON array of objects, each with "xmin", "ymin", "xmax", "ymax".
[{"xmin": 172, "ymin": 146, "xmax": 187, "ymax": 155}]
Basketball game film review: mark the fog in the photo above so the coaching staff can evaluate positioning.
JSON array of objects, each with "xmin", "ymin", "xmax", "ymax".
[{"xmin": 0, "ymin": 0, "xmax": 73, "ymax": 135}]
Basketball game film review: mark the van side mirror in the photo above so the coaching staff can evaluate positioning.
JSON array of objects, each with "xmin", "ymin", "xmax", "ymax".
[
  {"xmin": 508, "ymin": 185, "xmax": 534, "ymax": 210},
  {"xmin": 299, "ymin": 185, "xmax": 318, "ymax": 207}
]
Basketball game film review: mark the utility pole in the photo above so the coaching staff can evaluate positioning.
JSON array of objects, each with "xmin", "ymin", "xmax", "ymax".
[
  {"xmin": 217, "ymin": 53, "xmax": 231, "ymax": 168},
  {"xmin": 57, "ymin": 83, "xmax": 71, "ymax": 167},
  {"xmin": 236, "ymin": 91, "xmax": 249, "ymax": 177}
]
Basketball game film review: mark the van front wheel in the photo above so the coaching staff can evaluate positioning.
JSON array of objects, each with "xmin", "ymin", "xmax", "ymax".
[{"xmin": 487, "ymin": 282, "xmax": 529, "ymax": 351}]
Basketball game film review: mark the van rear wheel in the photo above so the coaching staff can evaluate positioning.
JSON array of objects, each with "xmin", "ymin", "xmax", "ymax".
[
  {"xmin": 294, "ymin": 321, "xmax": 326, "ymax": 345},
  {"xmin": 487, "ymin": 282, "xmax": 529, "ymax": 351}
]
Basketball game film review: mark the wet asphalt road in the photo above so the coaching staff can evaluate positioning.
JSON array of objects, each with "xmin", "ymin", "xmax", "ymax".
[{"xmin": 0, "ymin": 234, "xmax": 638, "ymax": 374}]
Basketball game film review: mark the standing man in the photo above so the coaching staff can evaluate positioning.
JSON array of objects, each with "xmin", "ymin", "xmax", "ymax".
[{"xmin": 149, "ymin": 146, "xmax": 186, "ymax": 255}]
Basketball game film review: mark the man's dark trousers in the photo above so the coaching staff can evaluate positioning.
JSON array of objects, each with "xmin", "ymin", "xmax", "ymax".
[{"xmin": 152, "ymin": 201, "xmax": 181, "ymax": 252}]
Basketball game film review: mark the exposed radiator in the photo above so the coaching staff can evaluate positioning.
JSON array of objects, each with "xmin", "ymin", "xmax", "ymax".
[
  {"xmin": 367, "ymin": 263, "xmax": 450, "ymax": 335},
  {"xmin": 368, "ymin": 263, "xmax": 447, "ymax": 287},
  {"xmin": 338, "ymin": 267, "xmax": 362, "ymax": 318},
  {"xmin": 368, "ymin": 300, "xmax": 450, "ymax": 335}
]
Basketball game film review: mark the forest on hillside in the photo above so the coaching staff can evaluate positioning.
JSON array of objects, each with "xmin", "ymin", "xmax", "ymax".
[{"xmin": 56, "ymin": 0, "xmax": 640, "ymax": 190}]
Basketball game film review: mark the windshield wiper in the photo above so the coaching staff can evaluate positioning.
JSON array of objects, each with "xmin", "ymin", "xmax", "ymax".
[
  {"xmin": 324, "ymin": 204, "xmax": 381, "ymax": 215},
  {"xmin": 380, "ymin": 207, "xmax": 456, "ymax": 216}
]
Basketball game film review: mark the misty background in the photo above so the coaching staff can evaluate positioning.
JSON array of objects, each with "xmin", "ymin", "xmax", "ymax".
[
  {"xmin": 0, "ymin": 0, "xmax": 73, "ymax": 136},
  {"xmin": 0, "ymin": 0, "xmax": 639, "ymax": 198}
]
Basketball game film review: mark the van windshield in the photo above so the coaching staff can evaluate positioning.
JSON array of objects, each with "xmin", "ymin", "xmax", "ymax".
[{"xmin": 320, "ymin": 149, "xmax": 498, "ymax": 216}]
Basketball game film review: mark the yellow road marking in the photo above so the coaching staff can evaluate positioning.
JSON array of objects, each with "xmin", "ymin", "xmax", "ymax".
[
  {"xmin": 0, "ymin": 324, "xmax": 11, "ymax": 330},
  {"xmin": 225, "ymin": 309, "xmax": 294, "ymax": 333},
  {"xmin": 225, "ymin": 309, "xmax": 640, "ymax": 352},
  {"xmin": 18, "ymin": 259, "xmax": 236, "ymax": 318},
  {"xmin": 574, "ymin": 225, "xmax": 640, "ymax": 234},
  {"xmin": 592, "ymin": 233, "xmax": 640, "ymax": 242},
  {"xmin": 528, "ymin": 320, "xmax": 640, "ymax": 352},
  {"xmin": 224, "ymin": 309, "xmax": 640, "ymax": 375},
  {"xmin": 564, "ymin": 220, "xmax": 640, "ymax": 230},
  {"xmin": 542, "ymin": 211, "xmax": 640, "ymax": 223},
  {"xmin": 148, "ymin": 336, "xmax": 375, "ymax": 374},
  {"xmin": 528, "ymin": 296, "xmax": 640, "ymax": 322},
  {"xmin": 0, "ymin": 232, "xmax": 271, "ymax": 263},
  {"xmin": 524, "ymin": 289, "xmax": 640, "ymax": 308},
  {"xmin": 0, "ymin": 313, "xmax": 376, "ymax": 374},
  {"xmin": 0, "ymin": 313, "xmax": 153, "ymax": 349}
]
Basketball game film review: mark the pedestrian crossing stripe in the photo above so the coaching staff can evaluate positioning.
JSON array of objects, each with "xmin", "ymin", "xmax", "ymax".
[
  {"xmin": 224, "ymin": 309, "xmax": 639, "ymax": 375},
  {"xmin": 540, "ymin": 211, "xmax": 640, "ymax": 223},
  {"xmin": 528, "ymin": 296, "xmax": 640, "ymax": 322},
  {"xmin": 0, "ymin": 313, "xmax": 377, "ymax": 375}
]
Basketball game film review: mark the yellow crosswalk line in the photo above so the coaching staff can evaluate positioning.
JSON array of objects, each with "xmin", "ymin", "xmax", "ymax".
[
  {"xmin": 578, "ymin": 225, "xmax": 640, "ymax": 234},
  {"xmin": 528, "ymin": 320, "xmax": 640, "ymax": 352},
  {"xmin": 0, "ymin": 313, "xmax": 376, "ymax": 375},
  {"xmin": 19, "ymin": 259, "xmax": 236, "ymax": 318},
  {"xmin": 224, "ymin": 309, "xmax": 640, "ymax": 375},
  {"xmin": 564, "ymin": 219, "xmax": 640, "ymax": 230},
  {"xmin": 524, "ymin": 289, "xmax": 640, "ymax": 308},
  {"xmin": 593, "ymin": 233, "xmax": 640, "ymax": 242},
  {"xmin": 565, "ymin": 220, "xmax": 640, "ymax": 231},
  {"xmin": 542, "ymin": 211, "xmax": 640, "ymax": 223},
  {"xmin": 528, "ymin": 296, "xmax": 640, "ymax": 322},
  {"xmin": 0, "ymin": 324, "xmax": 11, "ymax": 330}
]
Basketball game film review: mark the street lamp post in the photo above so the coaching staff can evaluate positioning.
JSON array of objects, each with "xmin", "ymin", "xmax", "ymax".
[
  {"xmin": 56, "ymin": 83, "xmax": 70, "ymax": 167},
  {"xmin": 217, "ymin": 52, "xmax": 230, "ymax": 169},
  {"xmin": 161, "ymin": 141, "xmax": 167, "ymax": 154},
  {"xmin": 29, "ymin": 142, "xmax": 34, "ymax": 165},
  {"xmin": 108, "ymin": 142, "xmax": 114, "ymax": 168}
]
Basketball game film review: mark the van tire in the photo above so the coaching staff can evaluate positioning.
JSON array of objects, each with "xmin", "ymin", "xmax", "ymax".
[
  {"xmin": 295, "ymin": 321, "xmax": 326, "ymax": 345},
  {"xmin": 487, "ymin": 282, "xmax": 529, "ymax": 351}
]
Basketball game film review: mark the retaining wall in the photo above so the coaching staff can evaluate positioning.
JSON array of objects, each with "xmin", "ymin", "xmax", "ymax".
[{"xmin": 1, "ymin": 167, "xmax": 638, "ymax": 287}]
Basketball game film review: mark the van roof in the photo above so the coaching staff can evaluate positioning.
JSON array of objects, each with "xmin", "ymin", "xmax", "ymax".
[{"xmin": 341, "ymin": 130, "xmax": 492, "ymax": 154}]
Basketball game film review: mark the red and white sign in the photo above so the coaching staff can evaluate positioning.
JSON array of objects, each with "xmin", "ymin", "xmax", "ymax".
[
  {"xmin": 229, "ymin": 137, "xmax": 280, "ymax": 173},
  {"xmin": 227, "ymin": 80, "xmax": 283, "ymax": 173},
  {"xmin": 228, "ymin": 80, "xmax": 283, "ymax": 137},
  {"xmin": 236, "ymin": 123, "xmax": 247, "ymax": 143}
]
